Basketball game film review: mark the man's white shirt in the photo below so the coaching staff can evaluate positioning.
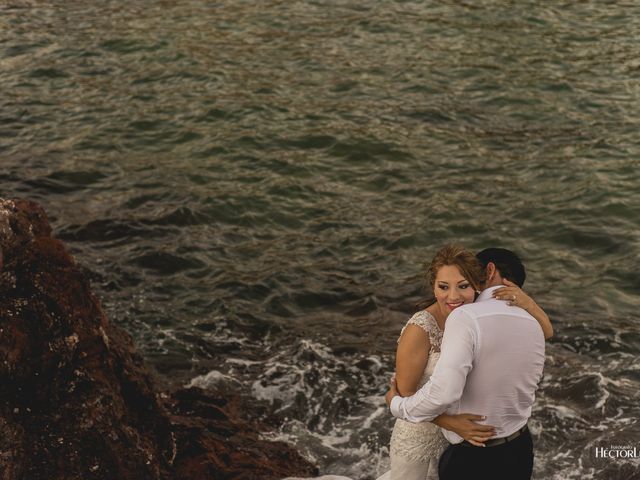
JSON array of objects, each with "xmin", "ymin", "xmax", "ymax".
[{"xmin": 389, "ymin": 286, "xmax": 545, "ymax": 444}]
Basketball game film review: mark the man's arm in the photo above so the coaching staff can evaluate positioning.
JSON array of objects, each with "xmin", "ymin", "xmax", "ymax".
[{"xmin": 386, "ymin": 309, "xmax": 477, "ymax": 422}]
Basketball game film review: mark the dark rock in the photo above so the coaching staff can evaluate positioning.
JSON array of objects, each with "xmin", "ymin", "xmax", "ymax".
[
  {"xmin": 0, "ymin": 199, "xmax": 317, "ymax": 480},
  {"xmin": 168, "ymin": 387, "xmax": 318, "ymax": 480}
]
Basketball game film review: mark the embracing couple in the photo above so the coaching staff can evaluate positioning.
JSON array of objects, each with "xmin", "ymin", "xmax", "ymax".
[{"xmin": 381, "ymin": 246, "xmax": 552, "ymax": 480}]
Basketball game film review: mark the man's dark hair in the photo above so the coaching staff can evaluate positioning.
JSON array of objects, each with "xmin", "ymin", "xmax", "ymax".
[{"xmin": 476, "ymin": 248, "xmax": 526, "ymax": 287}]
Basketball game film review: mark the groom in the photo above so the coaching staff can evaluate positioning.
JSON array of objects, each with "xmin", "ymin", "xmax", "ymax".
[{"xmin": 385, "ymin": 248, "xmax": 545, "ymax": 480}]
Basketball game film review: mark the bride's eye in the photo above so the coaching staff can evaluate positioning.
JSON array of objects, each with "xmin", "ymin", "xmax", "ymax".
[
  {"xmin": 459, "ymin": 284, "xmax": 470, "ymax": 289},
  {"xmin": 437, "ymin": 284, "xmax": 448, "ymax": 290}
]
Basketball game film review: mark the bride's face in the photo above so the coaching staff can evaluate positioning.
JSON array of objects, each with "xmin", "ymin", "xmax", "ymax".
[{"xmin": 433, "ymin": 265, "xmax": 476, "ymax": 318}]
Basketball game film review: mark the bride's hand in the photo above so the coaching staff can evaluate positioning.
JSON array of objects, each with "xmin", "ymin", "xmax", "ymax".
[
  {"xmin": 493, "ymin": 278, "xmax": 554, "ymax": 339},
  {"xmin": 433, "ymin": 413, "xmax": 496, "ymax": 447},
  {"xmin": 492, "ymin": 279, "xmax": 534, "ymax": 311},
  {"xmin": 385, "ymin": 374, "xmax": 399, "ymax": 407}
]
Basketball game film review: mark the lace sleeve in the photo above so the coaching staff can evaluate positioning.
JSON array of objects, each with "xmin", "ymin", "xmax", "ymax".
[{"xmin": 398, "ymin": 310, "xmax": 443, "ymax": 353}]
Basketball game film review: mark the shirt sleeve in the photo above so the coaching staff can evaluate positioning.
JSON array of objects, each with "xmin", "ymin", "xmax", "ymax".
[{"xmin": 390, "ymin": 309, "xmax": 477, "ymax": 422}]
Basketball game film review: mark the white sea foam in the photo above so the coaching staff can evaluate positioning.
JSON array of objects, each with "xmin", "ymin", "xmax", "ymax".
[
  {"xmin": 361, "ymin": 406, "xmax": 386, "ymax": 430},
  {"xmin": 222, "ymin": 337, "xmax": 395, "ymax": 479},
  {"xmin": 547, "ymin": 404, "xmax": 584, "ymax": 421},
  {"xmin": 187, "ymin": 333, "xmax": 635, "ymax": 480},
  {"xmin": 226, "ymin": 357, "xmax": 263, "ymax": 366},
  {"xmin": 187, "ymin": 369, "xmax": 240, "ymax": 389}
]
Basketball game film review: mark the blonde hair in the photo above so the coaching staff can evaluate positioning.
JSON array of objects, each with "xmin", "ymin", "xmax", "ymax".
[{"xmin": 426, "ymin": 245, "xmax": 485, "ymax": 293}]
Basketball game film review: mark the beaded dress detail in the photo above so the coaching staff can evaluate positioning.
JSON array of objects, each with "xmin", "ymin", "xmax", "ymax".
[{"xmin": 388, "ymin": 310, "xmax": 449, "ymax": 480}]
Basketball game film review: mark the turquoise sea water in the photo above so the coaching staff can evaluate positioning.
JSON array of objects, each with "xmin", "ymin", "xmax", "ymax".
[{"xmin": 1, "ymin": 1, "xmax": 639, "ymax": 478}]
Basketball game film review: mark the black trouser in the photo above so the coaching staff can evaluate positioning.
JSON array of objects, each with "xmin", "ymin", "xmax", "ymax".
[{"xmin": 438, "ymin": 429, "xmax": 534, "ymax": 480}]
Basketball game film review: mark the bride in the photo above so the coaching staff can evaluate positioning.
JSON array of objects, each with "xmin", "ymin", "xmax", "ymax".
[{"xmin": 286, "ymin": 245, "xmax": 552, "ymax": 480}]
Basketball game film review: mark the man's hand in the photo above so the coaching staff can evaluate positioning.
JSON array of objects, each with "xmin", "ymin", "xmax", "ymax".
[{"xmin": 385, "ymin": 374, "xmax": 399, "ymax": 408}]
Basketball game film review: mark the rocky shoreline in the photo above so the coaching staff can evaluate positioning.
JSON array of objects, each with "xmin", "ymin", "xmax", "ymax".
[{"xmin": 0, "ymin": 198, "xmax": 317, "ymax": 480}]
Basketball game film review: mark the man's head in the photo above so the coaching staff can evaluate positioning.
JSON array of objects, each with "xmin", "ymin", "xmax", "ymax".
[{"xmin": 476, "ymin": 248, "xmax": 526, "ymax": 288}]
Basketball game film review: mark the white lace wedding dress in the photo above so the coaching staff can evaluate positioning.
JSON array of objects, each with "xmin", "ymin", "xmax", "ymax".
[
  {"xmin": 285, "ymin": 310, "xmax": 449, "ymax": 480},
  {"xmin": 377, "ymin": 310, "xmax": 449, "ymax": 480}
]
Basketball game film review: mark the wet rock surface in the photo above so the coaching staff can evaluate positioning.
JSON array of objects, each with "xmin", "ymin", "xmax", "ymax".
[{"xmin": 0, "ymin": 198, "xmax": 317, "ymax": 480}]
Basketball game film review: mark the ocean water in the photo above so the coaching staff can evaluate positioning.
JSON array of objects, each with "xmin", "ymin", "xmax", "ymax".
[{"xmin": 1, "ymin": 1, "xmax": 639, "ymax": 478}]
